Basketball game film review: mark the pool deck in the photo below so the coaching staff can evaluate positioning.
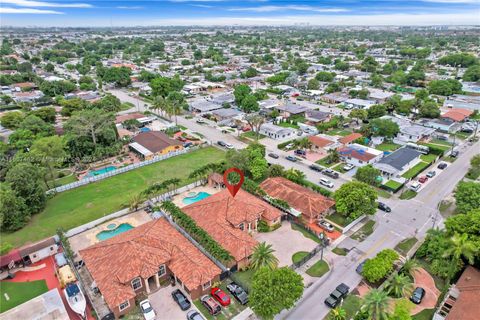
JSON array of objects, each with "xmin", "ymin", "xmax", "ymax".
[
  {"xmin": 172, "ymin": 185, "xmax": 221, "ymax": 208},
  {"xmin": 69, "ymin": 210, "xmax": 152, "ymax": 255}
]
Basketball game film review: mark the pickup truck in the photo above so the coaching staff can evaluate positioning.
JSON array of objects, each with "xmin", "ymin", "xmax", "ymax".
[{"xmin": 324, "ymin": 283, "xmax": 350, "ymax": 308}]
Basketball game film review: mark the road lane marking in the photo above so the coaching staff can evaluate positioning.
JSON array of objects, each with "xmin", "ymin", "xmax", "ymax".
[{"xmin": 357, "ymin": 233, "xmax": 391, "ymax": 262}]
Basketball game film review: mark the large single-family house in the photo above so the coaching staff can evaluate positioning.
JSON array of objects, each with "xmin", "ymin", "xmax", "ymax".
[
  {"xmin": 343, "ymin": 98, "xmax": 375, "ymax": 110},
  {"xmin": 259, "ymin": 177, "xmax": 335, "ymax": 224},
  {"xmin": 259, "ymin": 123, "xmax": 295, "ymax": 140},
  {"xmin": 337, "ymin": 143, "xmax": 383, "ymax": 167},
  {"xmin": 80, "ymin": 218, "xmax": 221, "ymax": 318},
  {"xmin": 308, "ymin": 135, "xmax": 337, "ymax": 152},
  {"xmin": 441, "ymin": 108, "xmax": 473, "ymax": 123},
  {"xmin": 373, "ymin": 147, "xmax": 422, "ymax": 178},
  {"xmin": 274, "ymin": 104, "xmax": 309, "ymax": 118},
  {"xmin": 381, "ymin": 116, "xmax": 436, "ymax": 144},
  {"xmin": 130, "ymin": 131, "xmax": 183, "ymax": 160},
  {"xmin": 305, "ymin": 110, "xmax": 332, "ymax": 124},
  {"xmin": 182, "ymin": 189, "xmax": 282, "ymax": 269}
]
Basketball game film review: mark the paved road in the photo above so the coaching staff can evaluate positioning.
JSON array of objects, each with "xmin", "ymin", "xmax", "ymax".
[{"xmin": 282, "ymin": 138, "xmax": 480, "ymax": 320}]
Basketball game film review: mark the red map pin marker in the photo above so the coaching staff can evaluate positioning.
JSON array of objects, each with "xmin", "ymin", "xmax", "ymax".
[{"xmin": 223, "ymin": 167, "xmax": 245, "ymax": 198}]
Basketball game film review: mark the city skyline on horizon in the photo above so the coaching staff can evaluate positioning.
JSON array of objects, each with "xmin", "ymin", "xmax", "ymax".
[{"xmin": 1, "ymin": 0, "xmax": 479, "ymax": 27}]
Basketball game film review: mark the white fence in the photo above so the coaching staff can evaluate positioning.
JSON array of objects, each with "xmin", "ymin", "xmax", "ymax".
[
  {"xmin": 64, "ymin": 181, "xmax": 199, "ymax": 238},
  {"xmin": 48, "ymin": 146, "xmax": 201, "ymax": 194}
]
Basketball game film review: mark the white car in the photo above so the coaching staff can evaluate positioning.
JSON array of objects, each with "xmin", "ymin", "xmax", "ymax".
[
  {"xmin": 343, "ymin": 164, "xmax": 355, "ymax": 171},
  {"xmin": 225, "ymin": 143, "xmax": 234, "ymax": 149},
  {"xmin": 409, "ymin": 182, "xmax": 421, "ymax": 192},
  {"xmin": 139, "ymin": 299, "xmax": 156, "ymax": 320},
  {"xmin": 320, "ymin": 178, "xmax": 334, "ymax": 188}
]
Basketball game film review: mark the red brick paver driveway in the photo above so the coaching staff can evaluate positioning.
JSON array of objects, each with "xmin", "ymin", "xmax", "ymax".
[{"xmin": 411, "ymin": 267, "xmax": 440, "ymax": 315}]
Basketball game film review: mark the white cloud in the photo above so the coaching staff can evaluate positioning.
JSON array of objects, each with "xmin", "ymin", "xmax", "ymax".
[
  {"xmin": 422, "ymin": 0, "xmax": 479, "ymax": 2},
  {"xmin": 1, "ymin": 0, "xmax": 92, "ymax": 8},
  {"xmin": 229, "ymin": 5, "xmax": 349, "ymax": 13},
  {"xmin": 116, "ymin": 6, "xmax": 144, "ymax": 10},
  {"xmin": 191, "ymin": 4, "xmax": 214, "ymax": 8},
  {"xmin": 0, "ymin": 6, "xmax": 63, "ymax": 14}
]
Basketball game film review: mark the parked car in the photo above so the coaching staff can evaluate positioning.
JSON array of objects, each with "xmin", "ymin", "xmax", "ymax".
[
  {"xmin": 418, "ymin": 176, "xmax": 428, "ymax": 183},
  {"xmin": 217, "ymin": 140, "xmax": 227, "ymax": 147},
  {"xmin": 356, "ymin": 260, "xmax": 367, "ymax": 274},
  {"xmin": 317, "ymin": 220, "xmax": 334, "ymax": 232},
  {"xmin": 211, "ymin": 287, "xmax": 231, "ymax": 307},
  {"xmin": 285, "ymin": 143, "xmax": 294, "ymax": 150},
  {"xmin": 437, "ymin": 162, "xmax": 448, "ymax": 170},
  {"xmin": 426, "ymin": 171, "xmax": 436, "ymax": 178},
  {"xmin": 183, "ymin": 142, "xmax": 193, "ymax": 148},
  {"xmin": 187, "ymin": 310, "xmax": 205, "ymax": 320},
  {"xmin": 322, "ymin": 169, "xmax": 339, "ymax": 179},
  {"xmin": 343, "ymin": 163, "xmax": 355, "ymax": 171},
  {"xmin": 410, "ymin": 287, "xmax": 426, "ymax": 304},
  {"xmin": 268, "ymin": 153, "xmax": 279, "ymax": 159},
  {"xmin": 436, "ymin": 135, "xmax": 448, "ymax": 141},
  {"xmin": 309, "ymin": 164, "xmax": 322, "ymax": 172},
  {"xmin": 196, "ymin": 118, "xmax": 206, "ymax": 124},
  {"xmin": 410, "ymin": 182, "xmax": 421, "ymax": 191},
  {"xmin": 451, "ymin": 150, "xmax": 459, "ymax": 158},
  {"xmin": 378, "ymin": 202, "xmax": 391, "ymax": 212},
  {"xmin": 225, "ymin": 143, "xmax": 234, "ymax": 149},
  {"xmin": 286, "ymin": 155, "xmax": 298, "ymax": 162},
  {"xmin": 200, "ymin": 295, "xmax": 221, "ymax": 315},
  {"xmin": 294, "ymin": 149, "xmax": 306, "ymax": 157},
  {"xmin": 226, "ymin": 282, "xmax": 249, "ymax": 305},
  {"xmin": 139, "ymin": 299, "xmax": 156, "ymax": 320},
  {"xmin": 171, "ymin": 289, "xmax": 191, "ymax": 311},
  {"xmin": 324, "ymin": 283, "xmax": 350, "ymax": 308},
  {"xmin": 319, "ymin": 178, "xmax": 334, "ymax": 188}
]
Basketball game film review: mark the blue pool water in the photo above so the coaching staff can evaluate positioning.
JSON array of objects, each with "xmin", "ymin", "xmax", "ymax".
[
  {"xmin": 87, "ymin": 166, "xmax": 117, "ymax": 177},
  {"xmin": 96, "ymin": 223, "xmax": 134, "ymax": 241},
  {"xmin": 182, "ymin": 192, "xmax": 211, "ymax": 205}
]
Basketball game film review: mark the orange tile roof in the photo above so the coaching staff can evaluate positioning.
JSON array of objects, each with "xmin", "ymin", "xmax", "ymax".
[
  {"xmin": 339, "ymin": 133, "xmax": 362, "ymax": 144},
  {"xmin": 308, "ymin": 135, "xmax": 334, "ymax": 148},
  {"xmin": 442, "ymin": 108, "xmax": 473, "ymax": 122},
  {"xmin": 80, "ymin": 218, "xmax": 220, "ymax": 309},
  {"xmin": 182, "ymin": 189, "xmax": 282, "ymax": 262},
  {"xmin": 259, "ymin": 177, "xmax": 335, "ymax": 221},
  {"xmin": 446, "ymin": 266, "xmax": 480, "ymax": 320},
  {"xmin": 338, "ymin": 146, "xmax": 377, "ymax": 162}
]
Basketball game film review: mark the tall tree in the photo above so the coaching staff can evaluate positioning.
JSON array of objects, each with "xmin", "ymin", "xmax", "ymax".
[
  {"xmin": 65, "ymin": 109, "xmax": 115, "ymax": 148},
  {"xmin": 334, "ymin": 181, "xmax": 378, "ymax": 220},
  {"xmin": 361, "ymin": 289, "xmax": 390, "ymax": 320},
  {"xmin": 250, "ymin": 242, "xmax": 279, "ymax": 270}
]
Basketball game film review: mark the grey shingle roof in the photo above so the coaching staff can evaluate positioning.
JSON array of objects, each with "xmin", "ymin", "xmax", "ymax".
[{"xmin": 376, "ymin": 147, "xmax": 422, "ymax": 171}]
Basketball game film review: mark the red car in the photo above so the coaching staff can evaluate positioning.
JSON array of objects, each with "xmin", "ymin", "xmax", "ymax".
[
  {"xmin": 211, "ymin": 287, "xmax": 231, "ymax": 306},
  {"xmin": 418, "ymin": 176, "xmax": 428, "ymax": 183}
]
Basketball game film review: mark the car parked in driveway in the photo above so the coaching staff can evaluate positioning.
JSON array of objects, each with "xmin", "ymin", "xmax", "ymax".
[
  {"xmin": 319, "ymin": 178, "xmax": 334, "ymax": 188},
  {"xmin": 317, "ymin": 220, "xmax": 334, "ymax": 232},
  {"xmin": 324, "ymin": 283, "xmax": 350, "ymax": 308},
  {"xmin": 410, "ymin": 287, "xmax": 425, "ymax": 304},
  {"xmin": 187, "ymin": 310, "xmax": 205, "ymax": 320},
  {"xmin": 211, "ymin": 287, "xmax": 231, "ymax": 306},
  {"xmin": 268, "ymin": 152, "xmax": 279, "ymax": 159},
  {"xmin": 286, "ymin": 155, "xmax": 298, "ymax": 162},
  {"xmin": 378, "ymin": 202, "xmax": 391, "ymax": 212},
  {"xmin": 139, "ymin": 299, "xmax": 156, "ymax": 320},
  {"xmin": 437, "ymin": 162, "xmax": 448, "ymax": 170},
  {"xmin": 225, "ymin": 143, "xmax": 234, "ymax": 149},
  {"xmin": 426, "ymin": 171, "xmax": 436, "ymax": 178},
  {"xmin": 343, "ymin": 163, "xmax": 355, "ymax": 171},
  {"xmin": 322, "ymin": 168, "xmax": 339, "ymax": 179},
  {"xmin": 294, "ymin": 149, "xmax": 306, "ymax": 157},
  {"xmin": 171, "ymin": 289, "xmax": 191, "ymax": 311},
  {"xmin": 226, "ymin": 282, "xmax": 249, "ymax": 305},
  {"xmin": 418, "ymin": 176, "xmax": 428, "ymax": 183},
  {"xmin": 309, "ymin": 164, "xmax": 322, "ymax": 172},
  {"xmin": 200, "ymin": 295, "xmax": 221, "ymax": 315}
]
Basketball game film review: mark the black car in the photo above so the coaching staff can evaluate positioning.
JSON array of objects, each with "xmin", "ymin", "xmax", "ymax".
[
  {"xmin": 410, "ymin": 287, "xmax": 425, "ymax": 304},
  {"xmin": 451, "ymin": 150, "xmax": 459, "ymax": 158},
  {"xmin": 226, "ymin": 282, "xmax": 249, "ymax": 305},
  {"xmin": 309, "ymin": 164, "xmax": 322, "ymax": 172},
  {"xmin": 294, "ymin": 149, "xmax": 306, "ymax": 156},
  {"xmin": 286, "ymin": 155, "xmax": 298, "ymax": 162},
  {"xmin": 437, "ymin": 162, "xmax": 448, "ymax": 170},
  {"xmin": 324, "ymin": 283, "xmax": 350, "ymax": 308},
  {"xmin": 268, "ymin": 153, "xmax": 279, "ymax": 159},
  {"xmin": 378, "ymin": 202, "xmax": 391, "ymax": 212},
  {"xmin": 171, "ymin": 289, "xmax": 191, "ymax": 311},
  {"xmin": 217, "ymin": 141, "xmax": 227, "ymax": 147},
  {"xmin": 322, "ymin": 169, "xmax": 339, "ymax": 179}
]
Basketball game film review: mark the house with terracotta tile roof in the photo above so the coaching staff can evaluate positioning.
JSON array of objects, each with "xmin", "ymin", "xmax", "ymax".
[
  {"xmin": 441, "ymin": 108, "xmax": 473, "ymax": 123},
  {"xmin": 79, "ymin": 218, "xmax": 221, "ymax": 318},
  {"xmin": 308, "ymin": 135, "xmax": 336, "ymax": 152},
  {"xmin": 259, "ymin": 177, "xmax": 335, "ymax": 224},
  {"xmin": 435, "ymin": 266, "xmax": 480, "ymax": 320},
  {"xmin": 338, "ymin": 132, "xmax": 363, "ymax": 145},
  {"xmin": 338, "ymin": 143, "xmax": 384, "ymax": 167},
  {"xmin": 181, "ymin": 189, "xmax": 282, "ymax": 269}
]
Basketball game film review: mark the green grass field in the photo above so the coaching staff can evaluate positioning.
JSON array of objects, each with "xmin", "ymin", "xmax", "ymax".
[
  {"xmin": 292, "ymin": 251, "xmax": 309, "ymax": 264},
  {"xmin": 402, "ymin": 161, "xmax": 431, "ymax": 179},
  {"xmin": 375, "ymin": 142, "xmax": 401, "ymax": 152},
  {"xmin": 1, "ymin": 147, "xmax": 225, "ymax": 247},
  {"xmin": 0, "ymin": 280, "xmax": 49, "ymax": 312},
  {"xmin": 306, "ymin": 260, "xmax": 329, "ymax": 277}
]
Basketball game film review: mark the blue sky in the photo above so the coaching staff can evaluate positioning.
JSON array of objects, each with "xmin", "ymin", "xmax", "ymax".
[{"xmin": 1, "ymin": 0, "xmax": 479, "ymax": 26}]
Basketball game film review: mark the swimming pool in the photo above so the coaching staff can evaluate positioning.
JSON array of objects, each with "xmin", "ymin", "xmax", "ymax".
[
  {"xmin": 96, "ymin": 223, "xmax": 134, "ymax": 241},
  {"xmin": 182, "ymin": 192, "xmax": 211, "ymax": 205},
  {"xmin": 87, "ymin": 166, "xmax": 117, "ymax": 177}
]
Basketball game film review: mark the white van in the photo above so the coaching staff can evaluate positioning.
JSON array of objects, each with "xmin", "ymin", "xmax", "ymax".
[{"xmin": 409, "ymin": 182, "xmax": 421, "ymax": 192}]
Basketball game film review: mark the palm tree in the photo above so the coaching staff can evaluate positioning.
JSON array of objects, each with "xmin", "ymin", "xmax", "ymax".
[
  {"xmin": 330, "ymin": 307, "xmax": 347, "ymax": 320},
  {"xmin": 361, "ymin": 289, "xmax": 391, "ymax": 320},
  {"xmin": 401, "ymin": 258, "xmax": 419, "ymax": 277},
  {"xmin": 385, "ymin": 274, "xmax": 413, "ymax": 298},
  {"xmin": 326, "ymin": 148, "xmax": 340, "ymax": 164},
  {"xmin": 151, "ymin": 96, "xmax": 168, "ymax": 117},
  {"xmin": 250, "ymin": 242, "xmax": 279, "ymax": 270},
  {"xmin": 284, "ymin": 168, "xmax": 306, "ymax": 183},
  {"xmin": 128, "ymin": 193, "xmax": 144, "ymax": 211},
  {"xmin": 443, "ymin": 233, "xmax": 478, "ymax": 265}
]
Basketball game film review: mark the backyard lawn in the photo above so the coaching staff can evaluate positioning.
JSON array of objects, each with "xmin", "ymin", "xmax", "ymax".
[
  {"xmin": 0, "ymin": 280, "xmax": 49, "ymax": 312},
  {"xmin": 383, "ymin": 180, "xmax": 404, "ymax": 191},
  {"xmin": 375, "ymin": 142, "xmax": 401, "ymax": 152},
  {"xmin": 420, "ymin": 154, "xmax": 438, "ymax": 163},
  {"xmin": 1, "ymin": 147, "xmax": 225, "ymax": 247},
  {"xmin": 306, "ymin": 260, "xmax": 329, "ymax": 277},
  {"xmin": 401, "ymin": 161, "xmax": 431, "ymax": 179}
]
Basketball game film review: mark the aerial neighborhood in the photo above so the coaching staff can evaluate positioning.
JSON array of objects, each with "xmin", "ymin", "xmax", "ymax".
[{"xmin": 0, "ymin": 23, "xmax": 479, "ymax": 320}]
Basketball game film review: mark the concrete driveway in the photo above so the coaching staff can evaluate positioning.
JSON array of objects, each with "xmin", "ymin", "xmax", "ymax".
[
  {"xmin": 149, "ymin": 285, "xmax": 200, "ymax": 320},
  {"xmin": 254, "ymin": 222, "xmax": 318, "ymax": 267}
]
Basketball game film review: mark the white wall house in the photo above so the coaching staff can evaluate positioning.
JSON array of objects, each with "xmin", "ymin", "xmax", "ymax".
[{"xmin": 259, "ymin": 123, "xmax": 295, "ymax": 140}]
